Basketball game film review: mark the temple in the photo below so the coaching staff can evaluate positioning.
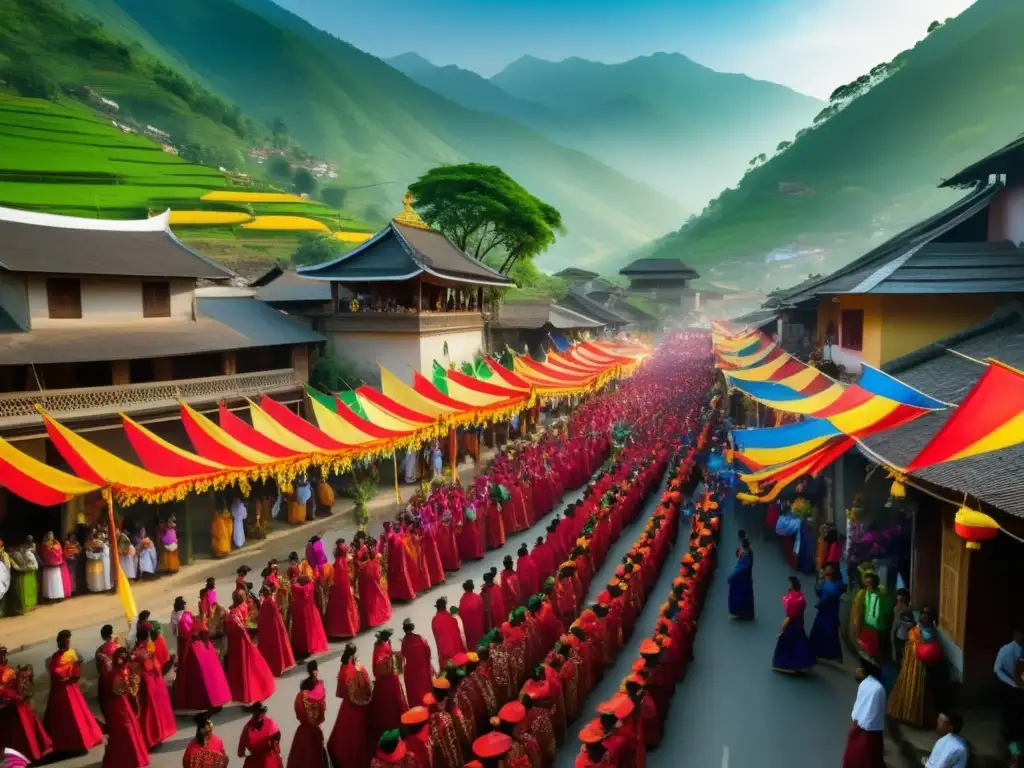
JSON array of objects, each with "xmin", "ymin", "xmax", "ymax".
[
  {"xmin": 296, "ymin": 192, "xmax": 515, "ymax": 382},
  {"xmin": 619, "ymin": 257, "xmax": 700, "ymax": 312}
]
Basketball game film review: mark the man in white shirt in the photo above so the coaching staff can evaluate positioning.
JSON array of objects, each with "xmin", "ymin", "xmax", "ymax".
[
  {"xmin": 843, "ymin": 663, "xmax": 887, "ymax": 767},
  {"xmin": 996, "ymin": 630, "xmax": 1024, "ymax": 742},
  {"xmin": 923, "ymin": 712, "xmax": 968, "ymax": 768}
]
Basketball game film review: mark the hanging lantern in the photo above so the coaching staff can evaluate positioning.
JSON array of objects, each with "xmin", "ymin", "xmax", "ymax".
[
  {"xmin": 888, "ymin": 471, "xmax": 907, "ymax": 499},
  {"xmin": 953, "ymin": 506, "xmax": 999, "ymax": 550}
]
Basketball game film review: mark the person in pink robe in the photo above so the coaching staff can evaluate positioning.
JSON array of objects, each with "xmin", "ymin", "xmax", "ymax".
[
  {"xmin": 131, "ymin": 626, "xmax": 176, "ymax": 749},
  {"xmin": 290, "ymin": 576, "xmax": 329, "ymax": 658},
  {"xmin": 357, "ymin": 545, "xmax": 392, "ymax": 629},
  {"xmin": 178, "ymin": 608, "xmax": 232, "ymax": 711},
  {"xmin": 227, "ymin": 594, "xmax": 277, "ymax": 704},
  {"xmin": 237, "ymin": 702, "xmax": 284, "ymax": 768},
  {"xmin": 326, "ymin": 542, "xmax": 360, "ymax": 640},
  {"xmin": 43, "ymin": 630, "xmax": 103, "ymax": 754},
  {"xmin": 459, "ymin": 580, "xmax": 487, "ymax": 650},
  {"xmin": 400, "ymin": 619, "xmax": 434, "ymax": 711},
  {"xmin": 257, "ymin": 586, "xmax": 296, "ymax": 677},
  {"xmin": 430, "ymin": 597, "xmax": 466, "ymax": 668}
]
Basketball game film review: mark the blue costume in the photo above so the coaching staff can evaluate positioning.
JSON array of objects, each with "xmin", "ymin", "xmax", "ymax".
[
  {"xmin": 727, "ymin": 545, "xmax": 755, "ymax": 620},
  {"xmin": 808, "ymin": 579, "xmax": 845, "ymax": 662}
]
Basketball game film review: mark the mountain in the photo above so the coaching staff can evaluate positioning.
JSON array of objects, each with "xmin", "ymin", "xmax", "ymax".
[
  {"xmin": 482, "ymin": 53, "xmax": 823, "ymax": 209},
  {"xmin": 643, "ymin": 0, "xmax": 1024, "ymax": 290},
  {"xmin": 93, "ymin": 0, "xmax": 684, "ymax": 270}
]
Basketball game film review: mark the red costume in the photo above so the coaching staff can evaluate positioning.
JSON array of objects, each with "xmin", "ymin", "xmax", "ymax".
[
  {"xmin": 101, "ymin": 665, "xmax": 149, "ymax": 768},
  {"xmin": 227, "ymin": 604, "xmax": 277, "ymax": 705},
  {"xmin": 459, "ymin": 590, "xmax": 487, "ymax": 650},
  {"xmin": 421, "ymin": 526, "xmax": 447, "ymax": 586},
  {"xmin": 457, "ymin": 509, "xmax": 486, "ymax": 561},
  {"xmin": 386, "ymin": 532, "xmax": 417, "ymax": 601},
  {"xmin": 290, "ymin": 580, "xmax": 329, "ymax": 658},
  {"xmin": 132, "ymin": 642, "xmax": 177, "ymax": 748},
  {"xmin": 94, "ymin": 638, "xmax": 120, "ymax": 720},
  {"xmin": 257, "ymin": 594, "xmax": 296, "ymax": 677},
  {"xmin": 0, "ymin": 665, "xmax": 52, "ymax": 762},
  {"xmin": 481, "ymin": 582, "xmax": 507, "ymax": 631},
  {"xmin": 326, "ymin": 552, "xmax": 360, "ymax": 639},
  {"xmin": 401, "ymin": 631, "xmax": 434, "ymax": 712},
  {"xmin": 358, "ymin": 553, "xmax": 392, "ymax": 628},
  {"xmin": 183, "ymin": 734, "xmax": 228, "ymax": 768},
  {"xmin": 238, "ymin": 715, "xmax": 284, "ymax": 768},
  {"xmin": 500, "ymin": 569, "xmax": 521, "ymax": 610},
  {"xmin": 516, "ymin": 553, "xmax": 539, "ymax": 602},
  {"xmin": 370, "ymin": 641, "xmax": 409, "ymax": 743},
  {"xmin": 287, "ymin": 682, "xmax": 329, "ymax": 768},
  {"xmin": 43, "ymin": 650, "xmax": 103, "ymax": 753},
  {"xmin": 431, "ymin": 610, "xmax": 466, "ymax": 668},
  {"xmin": 328, "ymin": 661, "xmax": 372, "ymax": 768}
]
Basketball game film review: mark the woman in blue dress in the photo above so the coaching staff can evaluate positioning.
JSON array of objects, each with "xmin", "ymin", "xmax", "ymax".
[
  {"xmin": 772, "ymin": 576, "xmax": 815, "ymax": 674},
  {"xmin": 727, "ymin": 530, "xmax": 755, "ymax": 620},
  {"xmin": 809, "ymin": 561, "xmax": 846, "ymax": 663}
]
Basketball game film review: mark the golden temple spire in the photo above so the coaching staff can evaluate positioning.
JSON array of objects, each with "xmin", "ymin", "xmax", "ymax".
[{"xmin": 393, "ymin": 191, "xmax": 432, "ymax": 230}]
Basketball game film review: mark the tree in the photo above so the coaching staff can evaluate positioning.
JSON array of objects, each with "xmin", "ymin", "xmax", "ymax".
[
  {"xmin": 267, "ymin": 155, "xmax": 292, "ymax": 181},
  {"xmin": 292, "ymin": 233, "xmax": 342, "ymax": 267},
  {"xmin": 776, "ymin": 140, "xmax": 792, "ymax": 153},
  {"xmin": 321, "ymin": 185, "xmax": 348, "ymax": 209},
  {"xmin": 927, "ymin": 20, "xmax": 942, "ymax": 33},
  {"xmin": 271, "ymin": 117, "xmax": 288, "ymax": 137},
  {"xmin": 408, "ymin": 163, "xmax": 564, "ymax": 274},
  {"xmin": 293, "ymin": 167, "xmax": 318, "ymax": 195}
]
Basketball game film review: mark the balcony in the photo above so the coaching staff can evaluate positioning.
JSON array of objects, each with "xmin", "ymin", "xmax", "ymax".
[
  {"xmin": 321, "ymin": 311, "xmax": 484, "ymax": 336},
  {"xmin": 0, "ymin": 368, "xmax": 300, "ymax": 429}
]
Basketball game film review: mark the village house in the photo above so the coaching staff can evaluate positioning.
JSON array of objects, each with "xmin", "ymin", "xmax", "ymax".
[
  {"xmin": 0, "ymin": 206, "xmax": 324, "ymax": 556},
  {"xmin": 619, "ymin": 257, "xmax": 701, "ymax": 314},
  {"xmin": 488, "ymin": 299, "xmax": 606, "ymax": 359}
]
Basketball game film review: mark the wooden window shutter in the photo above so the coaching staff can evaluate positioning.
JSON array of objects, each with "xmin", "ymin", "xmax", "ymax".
[
  {"xmin": 142, "ymin": 281, "xmax": 171, "ymax": 318},
  {"xmin": 938, "ymin": 509, "xmax": 970, "ymax": 647},
  {"xmin": 840, "ymin": 309, "xmax": 864, "ymax": 351},
  {"xmin": 46, "ymin": 278, "xmax": 82, "ymax": 319}
]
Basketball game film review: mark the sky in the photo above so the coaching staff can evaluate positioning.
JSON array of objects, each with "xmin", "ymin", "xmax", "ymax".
[{"xmin": 272, "ymin": 0, "xmax": 977, "ymax": 98}]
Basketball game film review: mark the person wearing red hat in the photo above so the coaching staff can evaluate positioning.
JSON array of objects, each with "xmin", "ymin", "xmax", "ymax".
[
  {"xmin": 459, "ymin": 581, "xmax": 487, "ymax": 651},
  {"xmin": 328, "ymin": 643, "xmax": 373, "ymax": 768},
  {"xmin": 403, "ymin": 619, "xmax": 436, "ymax": 718},
  {"xmin": 575, "ymin": 724, "xmax": 612, "ymax": 768},
  {"xmin": 433, "ymin": 598, "xmax": 468, "ymax": 669},
  {"xmin": 287, "ymin": 661, "xmax": 329, "ymax": 768},
  {"xmin": 471, "ymin": 727, "xmax": 521, "ymax": 768},
  {"xmin": 400, "ymin": 707, "xmax": 433, "ymax": 768},
  {"xmin": 461, "ymin": 650, "xmax": 500, "ymax": 732},
  {"xmin": 371, "ymin": 631, "xmax": 410, "ymax": 747},
  {"xmin": 516, "ymin": 695, "xmax": 556, "ymax": 768},
  {"xmin": 427, "ymin": 677, "xmax": 464, "ymax": 768},
  {"xmin": 536, "ymin": 662, "xmax": 567, "ymax": 745},
  {"xmin": 624, "ymin": 675, "xmax": 659, "ymax": 750},
  {"xmin": 496, "ymin": 702, "xmax": 539, "ymax": 768},
  {"xmin": 371, "ymin": 730, "xmax": 416, "ymax": 768}
]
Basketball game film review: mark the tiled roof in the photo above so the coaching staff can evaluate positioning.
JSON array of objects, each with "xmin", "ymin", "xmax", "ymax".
[
  {"xmin": 619, "ymin": 258, "xmax": 699, "ymax": 279},
  {"xmin": 729, "ymin": 309, "xmax": 778, "ymax": 329},
  {"xmin": 941, "ymin": 134, "xmax": 1024, "ymax": 188},
  {"xmin": 858, "ymin": 303, "xmax": 1024, "ymax": 517},
  {"xmin": 255, "ymin": 270, "xmax": 335, "ymax": 304},
  {"xmin": 494, "ymin": 300, "xmax": 604, "ymax": 330},
  {"xmin": 560, "ymin": 290, "xmax": 630, "ymax": 326}
]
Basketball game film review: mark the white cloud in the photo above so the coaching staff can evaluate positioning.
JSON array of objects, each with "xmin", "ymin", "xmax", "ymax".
[{"xmin": 700, "ymin": 0, "xmax": 978, "ymax": 98}]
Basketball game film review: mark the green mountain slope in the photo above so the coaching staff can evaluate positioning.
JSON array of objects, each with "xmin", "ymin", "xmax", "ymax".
[
  {"xmin": 646, "ymin": 0, "xmax": 1024, "ymax": 289},
  {"xmin": 485, "ymin": 53, "xmax": 822, "ymax": 210},
  {"xmin": 103, "ymin": 0, "xmax": 685, "ymax": 270}
]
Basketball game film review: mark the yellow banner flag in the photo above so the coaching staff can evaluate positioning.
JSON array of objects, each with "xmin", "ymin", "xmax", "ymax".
[{"xmin": 118, "ymin": 563, "xmax": 137, "ymax": 624}]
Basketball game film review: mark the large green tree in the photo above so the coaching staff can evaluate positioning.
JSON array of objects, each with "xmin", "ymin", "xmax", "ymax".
[{"xmin": 408, "ymin": 163, "xmax": 564, "ymax": 274}]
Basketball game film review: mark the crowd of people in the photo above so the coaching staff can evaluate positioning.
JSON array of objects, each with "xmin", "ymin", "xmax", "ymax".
[{"xmin": 0, "ymin": 333, "xmax": 718, "ymax": 768}]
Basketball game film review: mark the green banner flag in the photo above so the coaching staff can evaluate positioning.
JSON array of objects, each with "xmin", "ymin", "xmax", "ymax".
[
  {"xmin": 337, "ymin": 390, "xmax": 368, "ymax": 420},
  {"xmin": 431, "ymin": 360, "xmax": 450, "ymax": 396},
  {"xmin": 474, "ymin": 357, "xmax": 493, "ymax": 380}
]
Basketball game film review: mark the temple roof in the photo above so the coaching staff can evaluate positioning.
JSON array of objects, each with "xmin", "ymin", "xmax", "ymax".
[
  {"xmin": 298, "ymin": 193, "xmax": 514, "ymax": 287},
  {"xmin": 559, "ymin": 289, "xmax": 630, "ymax": 326},
  {"xmin": 494, "ymin": 299, "xmax": 604, "ymax": 330},
  {"xmin": 0, "ymin": 206, "xmax": 232, "ymax": 280},
  {"xmin": 619, "ymin": 258, "xmax": 699, "ymax": 280}
]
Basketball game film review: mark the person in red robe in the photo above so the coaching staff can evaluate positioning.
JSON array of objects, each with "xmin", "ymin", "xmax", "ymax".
[
  {"xmin": 132, "ymin": 626, "xmax": 177, "ymax": 748},
  {"xmin": 457, "ymin": 500, "xmax": 486, "ymax": 562},
  {"xmin": 237, "ymin": 702, "xmax": 284, "ymax": 768},
  {"xmin": 328, "ymin": 644, "xmax": 372, "ymax": 768},
  {"xmin": 384, "ymin": 524, "xmax": 416, "ymax": 602},
  {"xmin": 406, "ymin": 525, "xmax": 431, "ymax": 595},
  {"xmin": 370, "ymin": 730, "xmax": 416, "ymax": 768},
  {"xmin": 426, "ymin": 677, "xmax": 464, "ymax": 768},
  {"xmin": 401, "ymin": 619, "xmax": 434, "ymax": 712},
  {"xmin": 290, "ymin": 576, "xmax": 329, "ymax": 658},
  {"xmin": 183, "ymin": 712, "xmax": 229, "ymax": 768},
  {"xmin": 484, "ymin": 497, "xmax": 506, "ymax": 551},
  {"xmin": 532, "ymin": 538, "xmax": 554, "ymax": 584},
  {"xmin": 326, "ymin": 541, "xmax": 360, "ymax": 639},
  {"xmin": 137, "ymin": 611, "xmax": 173, "ymax": 674},
  {"xmin": 370, "ymin": 630, "xmax": 409, "ymax": 744},
  {"xmin": 420, "ymin": 522, "xmax": 446, "ymax": 586},
  {"xmin": 431, "ymin": 597, "xmax": 467, "ymax": 668},
  {"xmin": 287, "ymin": 661, "xmax": 329, "ymax": 768},
  {"xmin": 226, "ymin": 593, "xmax": 277, "ymax": 705},
  {"xmin": 500, "ymin": 557, "xmax": 521, "ymax": 610},
  {"xmin": 481, "ymin": 571, "xmax": 507, "ymax": 632},
  {"xmin": 257, "ymin": 586, "xmax": 296, "ymax": 677},
  {"xmin": 516, "ymin": 544, "xmax": 539, "ymax": 603},
  {"xmin": 94, "ymin": 624, "xmax": 120, "ymax": 723},
  {"xmin": 43, "ymin": 630, "xmax": 103, "ymax": 754},
  {"xmin": 399, "ymin": 706, "xmax": 432, "ymax": 768},
  {"xmin": 459, "ymin": 580, "xmax": 487, "ymax": 650},
  {"xmin": 358, "ymin": 545, "xmax": 392, "ymax": 629},
  {"xmin": 0, "ymin": 651, "xmax": 53, "ymax": 763},
  {"xmin": 102, "ymin": 648, "xmax": 149, "ymax": 768}
]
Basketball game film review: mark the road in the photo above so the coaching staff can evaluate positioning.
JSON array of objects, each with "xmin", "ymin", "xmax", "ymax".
[
  {"xmin": 47, "ymin": 478, "xmax": 595, "ymax": 767},
  {"xmin": 554, "ymin": 496, "xmax": 863, "ymax": 768}
]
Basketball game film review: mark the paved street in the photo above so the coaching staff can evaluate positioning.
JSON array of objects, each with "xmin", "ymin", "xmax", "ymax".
[
  {"xmin": 45, "ymin": 477, "xmax": 591, "ymax": 767},
  {"xmin": 555, "ymin": 497, "xmax": 866, "ymax": 768}
]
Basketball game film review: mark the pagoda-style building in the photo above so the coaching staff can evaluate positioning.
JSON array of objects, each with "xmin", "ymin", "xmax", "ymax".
[
  {"xmin": 619, "ymin": 257, "xmax": 700, "ymax": 312},
  {"xmin": 297, "ymin": 193, "xmax": 515, "ymax": 383}
]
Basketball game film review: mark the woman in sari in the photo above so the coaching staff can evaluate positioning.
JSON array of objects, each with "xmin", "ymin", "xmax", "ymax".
[
  {"xmin": 257, "ymin": 586, "xmax": 296, "ymax": 677},
  {"xmin": 102, "ymin": 648, "xmax": 150, "ymax": 768},
  {"xmin": 855, "ymin": 573, "xmax": 892, "ymax": 664},
  {"xmin": 287, "ymin": 661, "xmax": 329, "ymax": 768},
  {"xmin": 886, "ymin": 607, "xmax": 940, "ymax": 728},
  {"xmin": 727, "ymin": 532, "xmax": 754, "ymax": 620},
  {"xmin": 237, "ymin": 702, "xmax": 284, "ymax": 768},
  {"xmin": 63, "ymin": 532, "xmax": 82, "ymax": 597},
  {"xmin": 357, "ymin": 546, "xmax": 392, "ymax": 629},
  {"xmin": 327, "ymin": 644, "xmax": 372, "ymax": 768},
  {"xmin": 809, "ymin": 562, "xmax": 846, "ymax": 663},
  {"xmin": 39, "ymin": 532, "xmax": 70, "ymax": 602},
  {"xmin": 43, "ymin": 630, "xmax": 104, "ymax": 753},
  {"xmin": 771, "ymin": 577, "xmax": 814, "ymax": 675},
  {"xmin": 183, "ymin": 712, "xmax": 228, "ymax": 768}
]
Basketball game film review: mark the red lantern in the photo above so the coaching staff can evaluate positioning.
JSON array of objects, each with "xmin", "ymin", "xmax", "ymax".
[{"xmin": 953, "ymin": 506, "xmax": 998, "ymax": 550}]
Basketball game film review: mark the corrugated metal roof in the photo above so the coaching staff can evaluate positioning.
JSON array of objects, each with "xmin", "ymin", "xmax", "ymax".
[{"xmin": 859, "ymin": 304, "xmax": 1024, "ymax": 517}]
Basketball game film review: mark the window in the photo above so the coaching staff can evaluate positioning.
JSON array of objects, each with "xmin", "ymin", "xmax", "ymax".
[
  {"xmin": 142, "ymin": 281, "xmax": 171, "ymax": 318},
  {"xmin": 840, "ymin": 309, "xmax": 864, "ymax": 351},
  {"xmin": 46, "ymin": 278, "xmax": 82, "ymax": 319}
]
